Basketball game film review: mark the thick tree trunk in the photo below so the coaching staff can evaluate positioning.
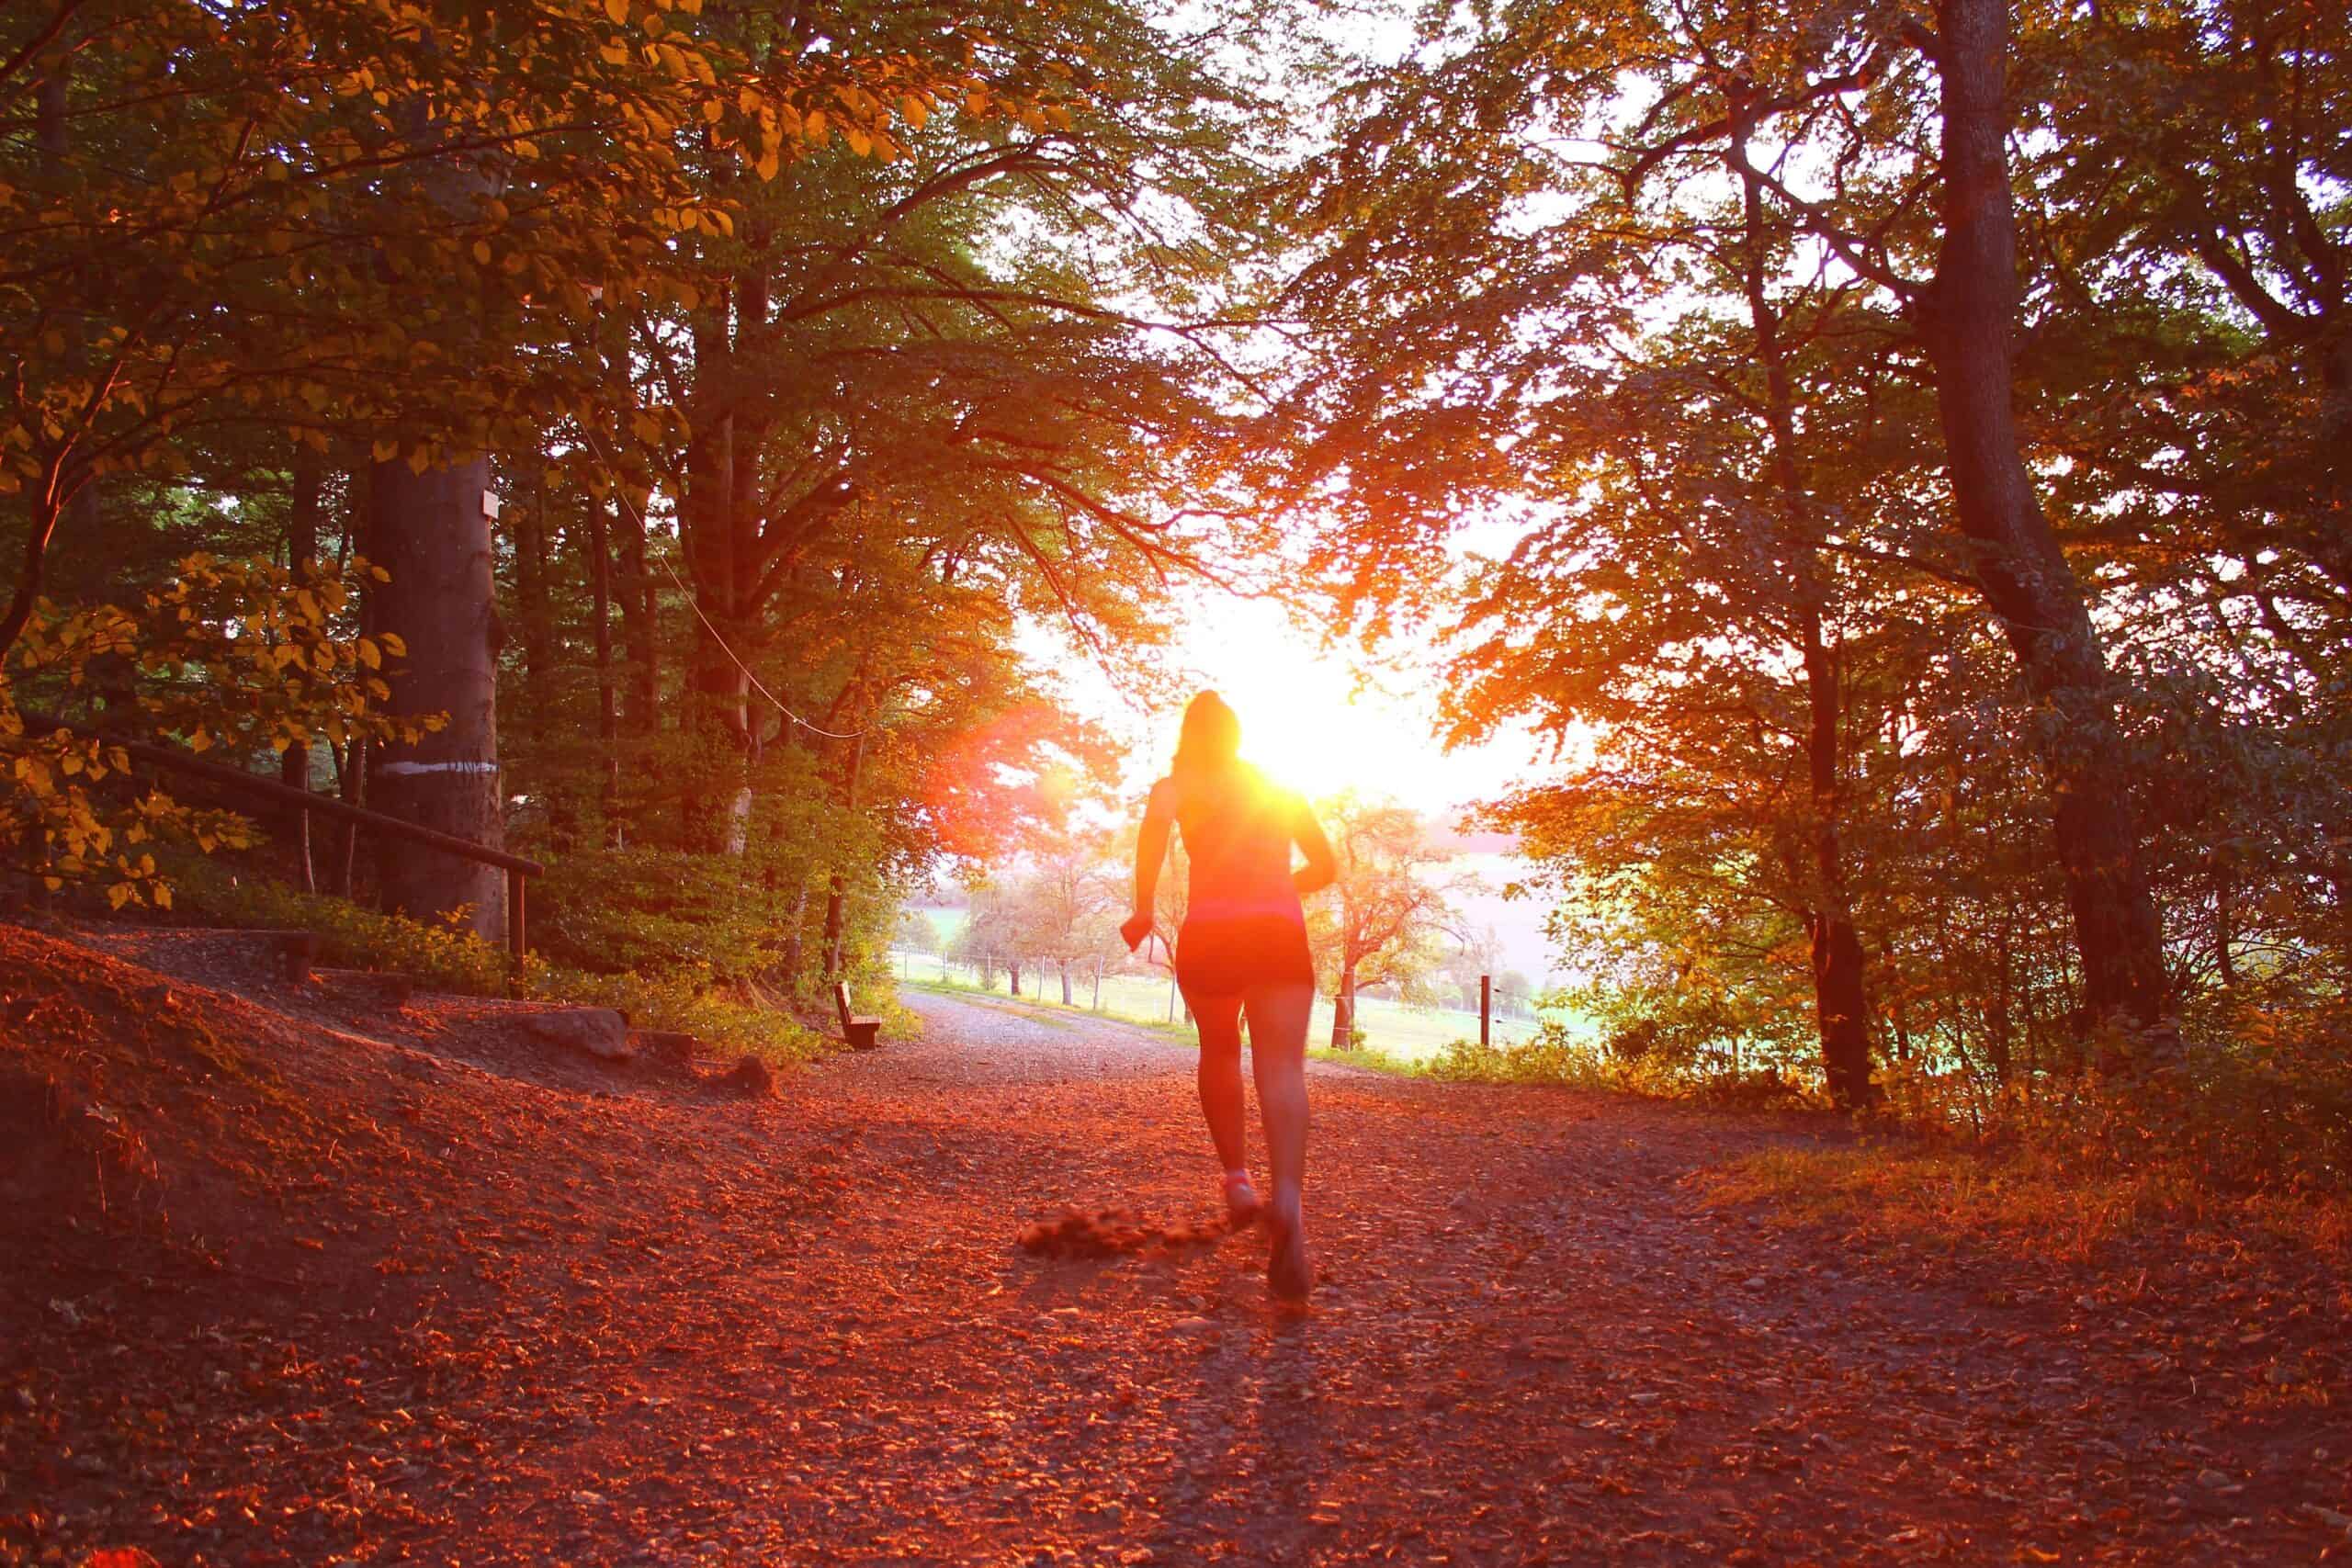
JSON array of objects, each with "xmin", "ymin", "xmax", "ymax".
[
  {"xmin": 1009, "ymin": 960, "xmax": 1022, "ymax": 998},
  {"xmin": 1059, "ymin": 963, "xmax": 1073, "ymax": 1006},
  {"xmin": 358, "ymin": 82, "xmax": 507, "ymax": 939},
  {"xmin": 682, "ymin": 581, "xmax": 753, "ymax": 853},
  {"xmin": 1801, "ymin": 622, "xmax": 1873, "ymax": 1106},
  {"xmin": 366, "ymin": 458, "xmax": 506, "ymax": 940},
  {"xmin": 1330, "ymin": 965, "xmax": 1356, "ymax": 1050},
  {"xmin": 1923, "ymin": 0, "xmax": 2168, "ymax": 1034},
  {"xmin": 679, "ymin": 288, "xmax": 756, "ymax": 855}
]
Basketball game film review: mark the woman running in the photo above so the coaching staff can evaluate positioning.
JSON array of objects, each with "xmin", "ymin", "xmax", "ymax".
[{"xmin": 1121, "ymin": 692, "xmax": 1336, "ymax": 1301}]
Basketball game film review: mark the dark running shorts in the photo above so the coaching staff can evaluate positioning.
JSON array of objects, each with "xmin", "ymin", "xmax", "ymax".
[{"xmin": 1174, "ymin": 915, "xmax": 1316, "ymax": 998}]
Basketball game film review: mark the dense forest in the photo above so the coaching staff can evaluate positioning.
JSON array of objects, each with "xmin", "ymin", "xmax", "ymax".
[{"xmin": 4, "ymin": 0, "xmax": 2348, "ymax": 1159}]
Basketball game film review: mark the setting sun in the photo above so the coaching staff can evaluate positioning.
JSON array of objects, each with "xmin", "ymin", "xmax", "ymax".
[{"xmin": 1073, "ymin": 592, "xmax": 1544, "ymax": 819}]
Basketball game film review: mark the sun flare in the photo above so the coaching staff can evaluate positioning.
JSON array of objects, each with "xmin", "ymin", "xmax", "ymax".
[{"xmin": 1118, "ymin": 594, "xmax": 1491, "ymax": 815}]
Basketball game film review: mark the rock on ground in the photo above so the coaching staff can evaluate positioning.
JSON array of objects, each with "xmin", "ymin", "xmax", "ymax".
[{"xmin": 521, "ymin": 1007, "xmax": 633, "ymax": 1061}]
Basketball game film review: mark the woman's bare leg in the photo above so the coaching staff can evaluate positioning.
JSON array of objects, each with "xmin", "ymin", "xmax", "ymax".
[
  {"xmin": 1188, "ymin": 989, "xmax": 1249, "ymax": 1177},
  {"xmin": 1242, "ymin": 980, "xmax": 1314, "ymax": 1298}
]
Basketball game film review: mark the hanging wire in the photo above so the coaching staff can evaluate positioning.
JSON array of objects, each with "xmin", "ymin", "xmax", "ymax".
[{"xmin": 578, "ymin": 429, "xmax": 868, "ymax": 741}]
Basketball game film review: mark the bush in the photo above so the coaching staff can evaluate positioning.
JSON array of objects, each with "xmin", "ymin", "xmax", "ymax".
[
  {"xmin": 168, "ymin": 855, "xmax": 510, "ymax": 994},
  {"xmin": 164, "ymin": 855, "xmax": 828, "ymax": 1065},
  {"xmin": 539, "ymin": 964, "xmax": 826, "ymax": 1066},
  {"xmin": 526, "ymin": 846, "xmax": 793, "ymax": 980},
  {"xmin": 1419, "ymin": 1017, "xmax": 1815, "ymax": 1107},
  {"xmin": 1868, "ymin": 996, "xmax": 2352, "ymax": 1198}
]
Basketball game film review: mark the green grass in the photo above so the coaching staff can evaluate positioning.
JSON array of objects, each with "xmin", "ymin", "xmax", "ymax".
[{"xmin": 887, "ymin": 947, "xmax": 1565, "ymax": 1064}]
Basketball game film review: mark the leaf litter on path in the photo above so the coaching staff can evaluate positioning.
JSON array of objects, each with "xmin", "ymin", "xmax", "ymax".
[{"xmin": 3, "ymin": 929, "xmax": 2349, "ymax": 1566}]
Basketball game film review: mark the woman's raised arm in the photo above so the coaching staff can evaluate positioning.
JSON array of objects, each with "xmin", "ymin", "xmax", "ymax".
[{"xmin": 1122, "ymin": 779, "xmax": 1176, "ymax": 951}]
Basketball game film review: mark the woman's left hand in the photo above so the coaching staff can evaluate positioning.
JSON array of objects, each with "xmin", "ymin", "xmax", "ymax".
[{"xmin": 1119, "ymin": 911, "xmax": 1154, "ymax": 953}]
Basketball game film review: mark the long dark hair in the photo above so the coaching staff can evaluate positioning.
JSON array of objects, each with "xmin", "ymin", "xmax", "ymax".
[{"xmin": 1171, "ymin": 691, "xmax": 1241, "ymax": 779}]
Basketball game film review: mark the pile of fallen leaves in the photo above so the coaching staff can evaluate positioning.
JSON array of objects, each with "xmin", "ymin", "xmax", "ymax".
[{"xmin": 1016, "ymin": 1205, "xmax": 1247, "ymax": 1258}]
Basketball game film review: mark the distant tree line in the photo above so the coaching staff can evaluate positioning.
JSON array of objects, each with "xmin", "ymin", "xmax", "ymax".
[{"xmin": 910, "ymin": 795, "xmax": 1501, "ymax": 1043}]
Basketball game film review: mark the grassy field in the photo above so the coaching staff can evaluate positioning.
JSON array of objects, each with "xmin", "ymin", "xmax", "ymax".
[{"xmin": 885, "ymin": 947, "xmax": 1558, "ymax": 1063}]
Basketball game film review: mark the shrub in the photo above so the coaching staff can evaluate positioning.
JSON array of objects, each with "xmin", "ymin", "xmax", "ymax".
[
  {"xmin": 524, "ymin": 846, "xmax": 794, "ymax": 981},
  {"xmin": 1419, "ymin": 1017, "xmax": 1816, "ymax": 1107},
  {"xmin": 539, "ymin": 964, "xmax": 826, "ymax": 1066},
  {"xmin": 164, "ymin": 855, "xmax": 827, "ymax": 1065},
  {"xmin": 168, "ymin": 855, "xmax": 510, "ymax": 994}
]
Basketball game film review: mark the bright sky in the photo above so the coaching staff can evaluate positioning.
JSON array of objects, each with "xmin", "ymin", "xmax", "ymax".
[{"xmin": 1041, "ymin": 585, "xmax": 1562, "ymax": 824}]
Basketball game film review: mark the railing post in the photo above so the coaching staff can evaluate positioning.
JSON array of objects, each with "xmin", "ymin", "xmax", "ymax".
[{"xmin": 508, "ymin": 867, "xmax": 526, "ymax": 962}]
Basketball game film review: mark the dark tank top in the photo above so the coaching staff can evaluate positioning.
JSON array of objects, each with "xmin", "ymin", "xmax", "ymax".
[{"xmin": 1173, "ymin": 763, "xmax": 1303, "ymax": 926}]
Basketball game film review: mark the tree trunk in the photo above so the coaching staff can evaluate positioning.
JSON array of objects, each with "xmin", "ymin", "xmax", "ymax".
[
  {"xmin": 1009, "ymin": 960, "xmax": 1021, "ymax": 998},
  {"xmin": 1330, "ymin": 964, "xmax": 1356, "ymax": 1050},
  {"xmin": 820, "ymin": 732, "xmax": 866, "ymax": 979},
  {"xmin": 616, "ymin": 494, "xmax": 659, "ymax": 747},
  {"xmin": 2211, "ymin": 848, "xmax": 2238, "ymax": 987},
  {"xmin": 1059, "ymin": 963, "xmax": 1073, "ymax": 1006},
  {"xmin": 1731, "ymin": 103, "xmax": 1876, "ymax": 1110},
  {"xmin": 1091, "ymin": 957, "xmax": 1102, "ymax": 1010},
  {"xmin": 777, "ymin": 879, "xmax": 809, "ymax": 987},
  {"xmin": 679, "ymin": 287, "xmax": 756, "ymax": 855},
  {"xmin": 820, "ymin": 872, "xmax": 849, "ymax": 979},
  {"xmin": 682, "ymin": 592, "xmax": 753, "ymax": 852},
  {"xmin": 1, "ymin": 73, "xmax": 83, "ymax": 660},
  {"xmin": 1800, "ymin": 616, "xmax": 1872, "ymax": 1106},
  {"xmin": 280, "ymin": 445, "xmax": 323, "ymax": 893},
  {"xmin": 586, "ymin": 501, "xmax": 622, "ymax": 845},
  {"xmin": 365, "ymin": 458, "xmax": 506, "ymax": 941},
  {"xmin": 1922, "ymin": 0, "xmax": 2168, "ymax": 1034},
  {"xmin": 356, "ymin": 81, "xmax": 509, "ymax": 939},
  {"xmin": 332, "ymin": 737, "xmax": 365, "ymax": 898},
  {"xmin": 515, "ymin": 465, "xmax": 549, "ymax": 743}
]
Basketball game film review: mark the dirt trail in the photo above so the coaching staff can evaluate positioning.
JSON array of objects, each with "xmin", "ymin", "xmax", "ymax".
[{"xmin": 5, "ymin": 936, "xmax": 2347, "ymax": 1566}]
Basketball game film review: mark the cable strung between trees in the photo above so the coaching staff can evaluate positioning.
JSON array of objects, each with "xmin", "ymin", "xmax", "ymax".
[{"xmin": 578, "ymin": 430, "xmax": 869, "ymax": 741}]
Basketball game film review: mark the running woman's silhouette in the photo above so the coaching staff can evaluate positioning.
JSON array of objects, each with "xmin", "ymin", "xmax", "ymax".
[{"xmin": 1122, "ymin": 692, "xmax": 1336, "ymax": 1300}]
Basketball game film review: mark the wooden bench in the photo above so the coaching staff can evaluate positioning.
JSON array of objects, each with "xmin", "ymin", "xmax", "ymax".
[{"xmin": 834, "ymin": 982, "xmax": 881, "ymax": 1051}]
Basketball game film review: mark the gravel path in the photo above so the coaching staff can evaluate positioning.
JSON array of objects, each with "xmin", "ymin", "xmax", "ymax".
[{"xmin": 6, "ymin": 935, "xmax": 2347, "ymax": 1566}]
